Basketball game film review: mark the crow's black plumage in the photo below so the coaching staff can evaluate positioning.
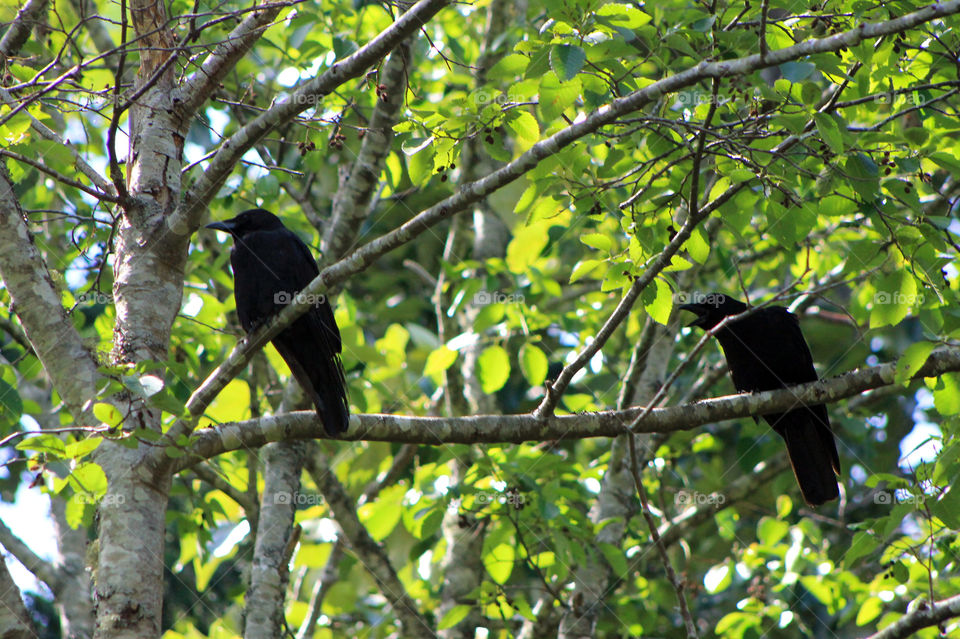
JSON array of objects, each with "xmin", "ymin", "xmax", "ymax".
[
  {"xmin": 206, "ymin": 209, "xmax": 349, "ymax": 435},
  {"xmin": 680, "ymin": 295, "xmax": 840, "ymax": 505}
]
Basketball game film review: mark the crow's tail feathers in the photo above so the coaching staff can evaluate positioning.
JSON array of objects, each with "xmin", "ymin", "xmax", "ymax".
[
  {"xmin": 273, "ymin": 339, "xmax": 350, "ymax": 436},
  {"xmin": 780, "ymin": 412, "xmax": 840, "ymax": 506}
]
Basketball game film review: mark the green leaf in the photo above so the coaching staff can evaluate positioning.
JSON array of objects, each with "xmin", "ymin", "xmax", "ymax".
[
  {"xmin": 16, "ymin": 434, "xmax": 66, "ymax": 455},
  {"xmin": 407, "ymin": 143, "xmax": 436, "ymax": 186},
  {"xmin": 757, "ymin": 517, "xmax": 789, "ymax": 545},
  {"xmin": 539, "ymin": 72, "xmax": 581, "ymax": 122},
  {"xmin": 686, "ymin": 226, "xmax": 710, "ymax": 264},
  {"xmin": 934, "ymin": 373, "xmax": 960, "ymax": 416},
  {"xmin": 856, "ymin": 597, "xmax": 884, "ymax": 626},
  {"xmin": 870, "ymin": 270, "xmax": 918, "ymax": 329},
  {"xmin": 595, "ymin": 3, "xmax": 652, "ymax": 28},
  {"xmin": 438, "ymin": 605, "xmax": 472, "ymax": 630},
  {"xmin": 931, "ymin": 484, "xmax": 960, "ymax": 527},
  {"xmin": 704, "ymin": 564, "xmax": 731, "ymax": 594},
  {"xmin": 520, "ymin": 344, "xmax": 548, "ymax": 387},
  {"xmin": 843, "ymin": 531, "xmax": 878, "ymax": 567},
  {"xmin": 549, "ymin": 45, "xmax": 586, "ymax": 81},
  {"xmin": 508, "ymin": 111, "xmax": 540, "ymax": 153},
  {"xmin": 506, "ymin": 221, "xmax": 551, "ymax": 272},
  {"xmin": 93, "ymin": 402, "xmax": 123, "ymax": 428},
  {"xmin": 483, "ymin": 541, "xmax": 516, "ymax": 584},
  {"xmin": 813, "ymin": 113, "xmax": 843, "ymax": 154},
  {"xmin": 358, "ymin": 484, "xmax": 404, "ymax": 541},
  {"xmin": 642, "ymin": 278, "xmax": 672, "ymax": 325},
  {"xmin": 580, "ymin": 232, "xmax": 612, "ymax": 252},
  {"xmin": 819, "ymin": 195, "xmax": 857, "ymax": 217},
  {"xmin": 844, "ymin": 153, "xmax": 880, "ymax": 200},
  {"xmin": 69, "ymin": 461, "xmax": 108, "ymax": 496},
  {"xmin": 487, "ymin": 54, "xmax": 529, "ymax": 80},
  {"xmin": 424, "ymin": 346, "xmax": 459, "ymax": 383},
  {"xmin": 894, "ymin": 342, "xmax": 935, "ymax": 386},
  {"xmin": 569, "ymin": 259, "xmax": 606, "ymax": 283},
  {"xmin": 0, "ymin": 377, "xmax": 23, "ymax": 425},
  {"xmin": 478, "ymin": 346, "xmax": 511, "ymax": 394}
]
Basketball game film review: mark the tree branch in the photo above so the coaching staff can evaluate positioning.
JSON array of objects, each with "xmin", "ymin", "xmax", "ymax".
[
  {"xmin": 866, "ymin": 593, "xmax": 960, "ymax": 639},
  {"xmin": 0, "ymin": 166, "xmax": 100, "ymax": 422},
  {"xmin": 176, "ymin": 0, "xmax": 451, "ymax": 230},
  {"xmin": 0, "ymin": 0, "xmax": 49, "ymax": 60},
  {"xmin": 179, "ymin": 0, "xmax": 293, "ymax": 117},
  {"xmin": 170, "ymin": 347, "xmax": 960, "ymax": 469}
]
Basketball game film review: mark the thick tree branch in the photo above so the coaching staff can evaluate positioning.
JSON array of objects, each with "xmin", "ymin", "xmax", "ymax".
[
  {"xmin": 176, "ymin": 0, "xmax": 451, "ymax": 229},
  {"xmin": 0, "ymin": 0, "xmax": 49, "ymax": 60},
  {"xmin": 866, "ymin": 594, "xmax": 960, "ymax": 639},
  {"xmin": 179, "ymin": 0, "xmax": 292, "ymax": 116},
  {"xmin": 0, "ymin": 557, "xmax": 35, "ymax": 639},
  {"xmin": 170, "ymin": 0, "xmax": 960, "ymax": 456},
  {"xmin": 0, "ymin": 167, "xmax": 100, "ymax": 421},
  {"xmin": 170, "ymin": 347, "xmax": 960, "ymax": 470},
  {"xmin": 322, "ymin": 39, "xmax": 411, "ymax": 261},
  {"xmin": 0, "ymin": 516, "xmax": 60, "ymax": 592}
]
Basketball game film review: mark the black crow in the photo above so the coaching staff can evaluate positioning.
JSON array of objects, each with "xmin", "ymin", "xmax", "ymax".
[
  {"xmin": 679, "ymin": 294, "xmax": 840, "ymax": 505},
  {"xmin": 206, "ymin": 209, "xmax": 349, "ymax": 435}
]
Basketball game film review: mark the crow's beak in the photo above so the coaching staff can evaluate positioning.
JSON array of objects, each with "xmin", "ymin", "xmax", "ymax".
[
  {"xmin": 678, "ymin": 303, "xmax": 706, "ymax": 328},
  {"xmin": 205, "ymin": 220, "xmax": 233, "ymax": 233}
]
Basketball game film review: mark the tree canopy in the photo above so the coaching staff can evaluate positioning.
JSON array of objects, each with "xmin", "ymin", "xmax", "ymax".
[{"xmin": 1, "ymin": 0, "xmax": 960, "ymax": 637}]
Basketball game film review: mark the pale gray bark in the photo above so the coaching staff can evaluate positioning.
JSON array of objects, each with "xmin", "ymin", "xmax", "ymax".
[
  {"xmin": 177, "ymin": 0, "xmax": 452, "ymax": 229},
  {"xmin": 322, "ymin": 40, "xmax": 412, "ymax": 261},
  {"xmin": 244, "ymin": 442, "xmax": 306, "ymax": 639},
  {"xmin": 0, "ymin": 557, "xmax": 35, "ymax": 639},
  {"xmin": 67, "ymin": 0, "xmax": 115, "ymax": 56},
  {"xmin": 867, "ymin": 593, "xmax": 960, "ymax": 639},
  {"xmin": 0, "ymin": 0, "xmax": 48, "ymax": 61},
  {"xmin": 174, "ymin": 347, "xmax": 960, "ymax": 465},
  {"xmin": 0, "ymin": 166, "xmax": 100, "ymax": 419},
  {"xmin": 92, "ymin": 1, "xmax": 184, "ymax": 636}
]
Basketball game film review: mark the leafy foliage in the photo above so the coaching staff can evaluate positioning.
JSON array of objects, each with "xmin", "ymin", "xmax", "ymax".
[{"xmin": 2, "ymin": 0, "xmax": 960, "ymax": 637}]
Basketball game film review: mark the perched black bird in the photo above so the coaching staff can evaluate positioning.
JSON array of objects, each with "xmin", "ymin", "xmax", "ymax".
[
  {"xmin": 206, "ymin": 209, "xmax": 349, "ymax": 435},
  {"xmin": 679, "ymin": 295, "xmax": 840, "ymax": 505}
]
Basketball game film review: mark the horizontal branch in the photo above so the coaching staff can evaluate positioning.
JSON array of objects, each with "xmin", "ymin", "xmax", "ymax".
[
  {"xmin": 170, "ymin": 348, "xmax": 960, "ymax": 471},
  {"xmin": 867, "ymin": 593, "xmax": 960, "ymax": 639}
]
